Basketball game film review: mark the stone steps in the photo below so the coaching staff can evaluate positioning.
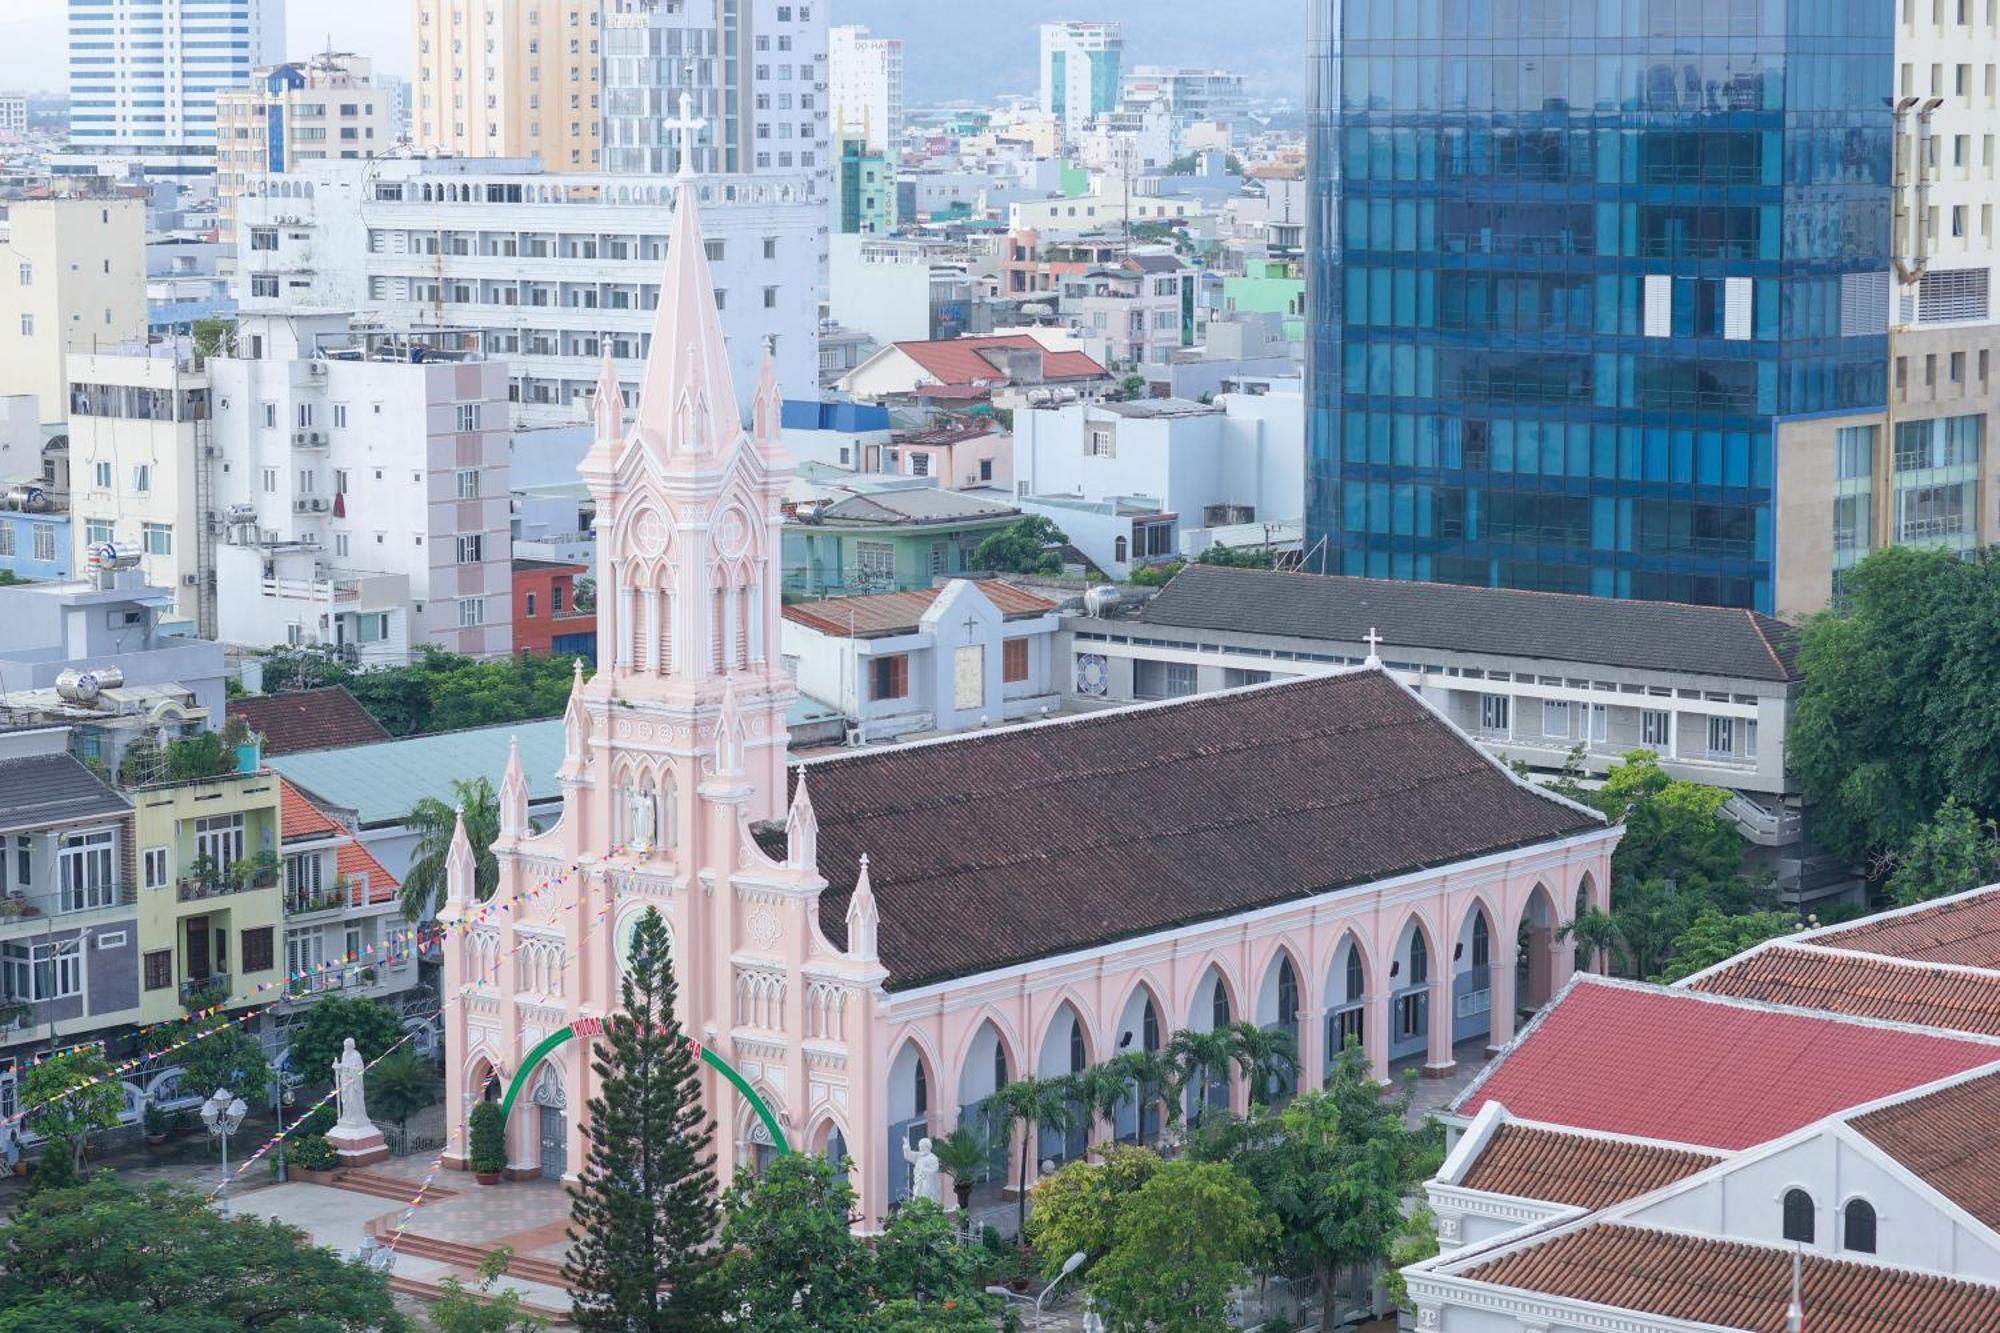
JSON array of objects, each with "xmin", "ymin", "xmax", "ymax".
[
  {"xmin": 372, "ymin": 1224, "xmax": 571, "ymax": 1289},
  {"xmin": 332, "ymin": 1169, "xmax": 458, "ymax": 1203},
  {"xmin": 386, "ymin": 1271, "xmax": 573, "ymax": 1325}
]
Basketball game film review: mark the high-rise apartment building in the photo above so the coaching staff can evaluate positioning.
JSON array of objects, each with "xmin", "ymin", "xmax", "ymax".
[
  {"xmin": 0, "ymin": 190, "xmax": 148, "ymax": 428},
  {"xmin": 0, "ymin": 96, "xmax": 28, "ymax": 140},
  {"xmin": 64, "ymin": 0, "xmax": 285, "ymax": 177},
  {"xmin": 1119, "ymin": 66, "xmax": 1245, "ymax": 129},
  {"xmin": 829, "ymin": 24, "xmax": 902, "ymax": 155},
  {"xmin": 1040, "ymin": 21, "xmax": 1121, "ymax": 143},
  {"xmin": 1306, "ymin": 1, "xmax": 1896, "ymax": 614},
  {"xmin": 215, "ymin": 57, "xmax": 392, "ymax": 243},
  {"xmin": 410, "ymin": 0, "xmax": 604, "ymax": 170}
]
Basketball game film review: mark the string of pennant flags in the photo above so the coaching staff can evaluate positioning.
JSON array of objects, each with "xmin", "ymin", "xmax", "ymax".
[{"xmin": 10, "ymin": 846, "xmax": 645, "ymax": 1128}]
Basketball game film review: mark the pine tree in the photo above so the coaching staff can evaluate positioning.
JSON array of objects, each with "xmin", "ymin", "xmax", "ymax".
[{"xmin": 565, "ymin": 907, "xmax": 720, "ymax": 1331}]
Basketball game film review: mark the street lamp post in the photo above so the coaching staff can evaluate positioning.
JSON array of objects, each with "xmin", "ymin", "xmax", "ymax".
[
  {"xmin": 201, "ymin": 1087, "xmax": 248, "ymax": 1216},
  {"xmin": 1035, "ymin": 1250, "xmax": 1088, "ymax": 1330}
]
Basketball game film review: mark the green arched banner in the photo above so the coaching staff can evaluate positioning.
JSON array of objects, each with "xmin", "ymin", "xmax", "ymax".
[{"xmin": 498, "ymin": 1017, "xmax": 790, "ymax": 1153}]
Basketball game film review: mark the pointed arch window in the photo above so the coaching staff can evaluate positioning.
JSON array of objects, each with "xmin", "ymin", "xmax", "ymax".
[
  {"xmin": 912, "ymin": 1060, "xmax": 928, "ymax": 1117},
  {"xmin": 1211, "ymin": 977, "xmax": 1231, "ymax": 1029},
  {"xmin": 1142, "ymin": 998, "xmax": 1160, "ymax": 1052},
  {"xmin": 1068, "ymin": 1017, "xmax": 1086, "ymax": 1074},
  {"xmin": 1782, "ymin": 1188, "xmax": 1816, "ymax": 1243},
  {"xmin": 992, "ymin": 1042, "xmax": 1008, "ymax": 1090},
  {"xmin": 1409, "ymin": 931, "xmax": 1429, "ymax": 986},
  {"xmin": 1276, "ymin": 957, "xmax": 1299, "ymax": 1033},
  {"xmin": 1471, "ymin": 914, "xmax": 1491, "ymax": 968},
  {"xmin": 1346, "ymin": 945, "xmax": 1365, "ymax": 1002}
]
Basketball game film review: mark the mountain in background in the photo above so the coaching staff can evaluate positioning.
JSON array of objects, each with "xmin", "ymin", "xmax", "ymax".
[{"xmin": 829, "ymin": 0, "xmax": 1307, "ymax": 107}]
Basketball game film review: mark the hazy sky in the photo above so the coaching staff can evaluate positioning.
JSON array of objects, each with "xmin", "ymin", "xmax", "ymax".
[{"xmin": 0, "ymin": 0, "xmax": 1306, "ymax": 102}]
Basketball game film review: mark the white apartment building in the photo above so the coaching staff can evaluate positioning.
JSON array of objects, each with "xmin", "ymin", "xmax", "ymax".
[
  {"xmin": 1039, "ymin": 21, "xmax": 1122, "ymax": 143},
  {"xmin": 234, "ymin": 156, "xmax": 825, "ymax": 426},
  {"xmin": 208, "ymin": 315, "xmax": 514, "ymax": 662},
  {"xmin": 1119, "ymin": 67, "xmax": 1247, "ymax": 129},
  {"xmin": 829, "ymin": 24, "xmax": 902, "ymax": 155},
  {"xmin": 64, "ymin": 346, "xmax": 214, "ymax": 632},
  {"xmin": 1893, "ymin": 3, "xmax": 1997, "ymax": 331},
  {"xmin": 0, "ymin": 96, "xmax": 27, "ymax": 140},
  {"xmin": 215, "ymin": 56, "xmax": 391, "ymax": 243},
  {"xmin": 62, "ymin": 0, "xmax": 285, "ymax": 178},
  {"xmin": 0, "ymin": 191, "xmax": 148, "ymax": 427},
  {"xmin": 1058, "ymin": 253, "xmax": 1196, "ymax": 370},
  {"xmin": 603, "ymin": 0, "xmax": 830, "ymax": 181}
]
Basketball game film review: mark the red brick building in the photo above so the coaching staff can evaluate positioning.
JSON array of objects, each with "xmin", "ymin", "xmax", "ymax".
[{"xmin": 512, "ymin": 558, "xmax": 596, "ymax": 663}]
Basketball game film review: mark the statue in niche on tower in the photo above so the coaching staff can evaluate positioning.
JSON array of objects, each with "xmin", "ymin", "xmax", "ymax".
[{"xmin": 625, "ymin": 785, "xmax": 656, "ymax": 856}]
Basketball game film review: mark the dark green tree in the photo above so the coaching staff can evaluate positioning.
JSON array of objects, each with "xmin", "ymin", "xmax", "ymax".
[
  {"xmin": 429, "ymin": 1247, "xmax": 549, "ymax": 1333},
  {"xmin": 1087, "ymin": 1158, "xmax": 1268, "ymax": 1333},
  {"xmin": 0, "ymin": 1177, "xmax": 404, "ymax": 1331},
  {"xmin": 987, "ymin": 1074, "xmax": 1081, "ymax": 1239},
  {"xmin": 401, "ymin": 777, "xmax": 501, "ymax": 920},
  {"xmin": 1585, "ymin": 751, "xmax": 1749, "ymax": 903},
  {"xmin": 20, "ymin": 1048, "xmax": 125, "ymax": 1173},
  {"xmin": 970, "ymin": 515, "xmax": 1069, "ymax": 576},
  {"xmin": 165, "ymin": 1017, "xmax": 273, "ymax": 1104},
  {"xmin": 565, "ymin": 907, "xmax": 720, "ymax": 1331},
  {"xmin": 711, "ymin": 1152, "xmax": 872, "ymax": 1332},
  {"xmin": 1655, "ymin": 910, "xmax": 1803, "ymax": 984},
  {"xmin": 1885, "ymin": 796, "xmax": 2000, "ymax": 906},
  {"xmin": 870, "ymin": 1198, "xmax": 985, "ymax": 1311},
  {"xmin": 283, "ymin": 995, "xmax": 405, "ymax": 1090}
]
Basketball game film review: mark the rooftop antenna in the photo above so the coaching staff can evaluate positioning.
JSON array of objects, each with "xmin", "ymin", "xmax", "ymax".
[{"xmin": 1785, "ymin": 1244, "xmax": 1803, "ymax": 1333}]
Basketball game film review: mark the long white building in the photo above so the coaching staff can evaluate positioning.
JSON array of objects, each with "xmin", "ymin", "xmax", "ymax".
[
  {"xmin": 234, "ymin": 156, "xmax": 826, "ymax": 426},
  {"xmin": 829, "ymin": 24, "xmax": 902, "ymax": 155},
  {"xmin": 63, "ymin": 0, "xmax": 286, "ymax": 178}
]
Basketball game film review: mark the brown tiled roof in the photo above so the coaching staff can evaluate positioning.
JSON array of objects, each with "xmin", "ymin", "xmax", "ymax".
[
  {"xmin": 1457, "ymin": 1124, "xmax": 1720, "ymax": 1209},
  {"xmin": 783, "ymin": 671, "xmax": 1604, "ymax": 991},
  {"xmin": 782, "ymin": 580, "xmax": 1056, "ymax": 638},
  {"xmin": 1850, "ymin": 1069, "xmax": 2000, "ymax": 1230},
  {"xmin": 1687, "ymin": 944, "xmax": 2000, "ymax": 1037},
  {"xmin": 336, "ymin": 840, "xmax": 401, "ymax": 906},
  {"xmin": 279, "ymin": 778, "xmax": 344, "ymax": 842},
  {"xmin": 1813, "ymin": 888, "xmax": 2000, "ymax": 969},
  {"xmin": 229, "ymin": 686, "xmax": 390, "ymax": 757},
  {"xmin": 1465, "ymin": 1224, "xmax": 2000, "ymax": 1331}
]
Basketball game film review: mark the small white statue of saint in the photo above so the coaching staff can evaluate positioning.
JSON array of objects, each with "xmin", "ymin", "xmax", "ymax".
[
  {"xmin": 902, "ymin": 1134, "xmax": 940, "ymax": 1206},
  {"xmin": 625, "ymin": 785, "xmax": 656, "ymax": 855},
  {"xmin": 333, "ymin": 1036, "xmax": 372, "ymax": 1132}
]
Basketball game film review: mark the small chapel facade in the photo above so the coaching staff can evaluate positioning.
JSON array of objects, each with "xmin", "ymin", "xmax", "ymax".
[{"xmin": 437, "ymin": 176, "xmax": 1622, "ymax": 1228}]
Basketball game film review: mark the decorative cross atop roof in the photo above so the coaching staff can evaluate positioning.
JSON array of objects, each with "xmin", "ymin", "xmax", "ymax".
[
  {"xmin": 663, "ymin": 88, "xmax": 705, "ymax": 179},
  {"xmin": 1363, "ymin": 626, "xmax": 1383, "ymax": 667}
]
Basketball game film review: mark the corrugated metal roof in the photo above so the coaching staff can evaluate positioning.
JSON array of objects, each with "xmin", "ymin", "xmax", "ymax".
[
  {"xmin": 268, "ymin": 719, "xmax": 565, "ymax": 828},
  {"xmin": 0, "ymin": 753, "xmax": 131, "ymax": 832}
]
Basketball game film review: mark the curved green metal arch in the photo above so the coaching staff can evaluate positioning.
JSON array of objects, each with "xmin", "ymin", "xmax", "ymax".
[{"xmin": 497, "ymin": 1021, "xmax": 790, "ymax": 1154}]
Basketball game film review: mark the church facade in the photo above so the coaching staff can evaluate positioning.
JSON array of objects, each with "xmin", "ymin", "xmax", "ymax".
[{"xmin": 437, "ymin": 177, "xmax": 1622, "ymax": 1228}]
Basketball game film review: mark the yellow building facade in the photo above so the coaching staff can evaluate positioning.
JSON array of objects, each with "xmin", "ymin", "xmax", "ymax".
[{"xmin": 410, "ymin": 0, "xmax": 603, "ymax": 170}]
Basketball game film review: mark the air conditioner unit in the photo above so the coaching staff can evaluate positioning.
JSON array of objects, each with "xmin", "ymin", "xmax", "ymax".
[
  {"xmin": 309, "ymin": 498, "xmax": 328, "ymax": 512},
  {"xmin": 293, "ymin": 499, "xmax": 311, "ymax": 513},
  {"xmin": 307, "ymin": 431, "xmax": 327, "ymax": 445},
  {"xmin": 182, "ymin": 573, "xmax": 198, "ymax": 587},
  {"xmin": 843, "ymin": 722, "xmax": 864, "ymax": 748},
  {"xmin": 307, "ymin": 362, "xmax": 328, "ymax": 378}
]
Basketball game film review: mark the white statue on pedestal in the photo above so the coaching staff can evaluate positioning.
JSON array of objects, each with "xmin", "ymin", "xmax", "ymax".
[
  {"xmin": 903, "ymin": 1135, "xmax": 939, "ymax": 1206},
  {"xmin": 333, "ymin": 1037, "xmax": 373, "ymax": 1133}
]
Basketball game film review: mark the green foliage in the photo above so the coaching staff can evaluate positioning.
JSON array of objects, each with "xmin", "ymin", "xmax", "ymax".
[
  {"xmin": 1026, "ymin": 1145, "xmax": 1162, "ymax": 1281},
  {"xmin": 1655, "ymin": 910, "xmax": 1804, "ymax": 983},
  {"xmin": 1886, "ymin": 796, "xmax": 2000, "ymax": 906},
  {"xmin": 401, "ymin": 777, "xmax": 501, "ymax": 921},
  {"xmin": 865, "ymin": 1297, "xmax": 996, "ymax": 1331},
  {"xmin": 293, "ymin": 1099, "xmax": 337, "ymax": 1138},
  {"xmin": 21, "ymin": 1048, "xmax": 125, "ymax": 1169},
  {"xmin": 870, "ymin": 1199, "xmax": 984, "ymax": 1310},
  {"xmin": 285, "ymin": 996, "xmax": 405, "ymax": 1090},
  {"xmin": 255, "ymin": 648, "xmax": 586, "ymax": 739},
  {"xmin": 712, "ymin": 1153, "xmax": 871, "ymax": 1333},
  {"xmin": 469, "ymin": 1101, "xmax": 507, "ymax": 1175},
  {"xmin": 566, "ymin": 908, "xmax": 721, "ymax": 1332},
  {"xmin": 161, "ymin": 730, "xmax": 235, "ymax": 782},
  {"xmin": 971, "ymin": 515, "xmax": 1070, "ymax": 576},
  {"xmin": 368, "ymin": 1048, "xmax": 440, "ymax": 1129},
  {"xmin": 1117, "ymin": 374, "xmax": 1148, "ymax": 400},
  {"xmin": 118, "ymin": 734, "xmax": 164, "ymax": 786},
  {"xmin": 191, "ymin": 317, "xmax": 237, "ymax": 362},
  {"xmin": 1087, "ymin": 1158, "xmax": 1269, "ymax": 1333},
  {"xmin": 165, "ymin": 1016, "xmax": 272, "ymax": 1104},
  {"xmin": 429, "ymin": 1247, "xmax": 550, "ymax": 1333},
  {"xmin": 1196, "ymin": 544, "xmax": 1278, "ymax": 570},
  {"xmin": 289, "ymin": 1134, "xmax": 337, "ymax": 1171},
  {"xmin": 0, "ymin": 1176, "xmax": 404, "ymax": 1331},
  {"xmin": 986, "ymin": 1075, "xmax": 1082, "ymax": 1238},
  {"xmin": 1128, "ymin": 559, "xmax": 1184, "ymax": 587},
  {"xmin": 928, "ymin": 1124, "xmax": 988, "ymax": 1198}
]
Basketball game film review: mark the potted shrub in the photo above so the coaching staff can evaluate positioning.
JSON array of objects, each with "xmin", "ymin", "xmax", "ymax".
[
  {"xmin": 289, "ymin": 1132, "xmax": 338, "ymax": 1179},
  {"xmin": 931, "ymin": 1125, "xmax": 988, "ymax": 1214},
  {"xmin": 469, "ymin": 1101, "xmax": 506, "ymax": 1184},
  {"xmin": 141, "ymin": 1102, "xmax": 169, "ymax": 1147}
]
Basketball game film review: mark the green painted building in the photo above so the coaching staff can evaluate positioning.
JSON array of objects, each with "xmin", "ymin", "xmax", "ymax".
[
  {"xmin": 1222, "ymin": 261, "xmax": 1306, "ymax": 341},
  {"xmin": 839, "ymin": 136, "xmax": 898, "ymax": 236},
  {"xmin": 783, "ymin": 489, "xmax": 1022, "ymax": 596}
]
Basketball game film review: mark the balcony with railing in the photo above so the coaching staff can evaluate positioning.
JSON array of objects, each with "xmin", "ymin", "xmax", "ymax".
[
  {"xmin": 176, "ymin": 858, "xmax": 279, "ymax": 903},
  {"xmin": 180, "ymin": 972, "xmax": 230, "ymax": 1005},
  {"xmin": 0, "ymin": 881, "xmax": 140, "ymax": 933}
]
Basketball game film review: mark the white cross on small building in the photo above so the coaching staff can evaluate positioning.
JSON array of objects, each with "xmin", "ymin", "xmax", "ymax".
[
  {"xmin": 662, "ymin": 88, "xmax": 706, "ymax": 179},
  {"xmin": 1362, "ymin": 626, "xmax": 1384, "ymax": 666}
]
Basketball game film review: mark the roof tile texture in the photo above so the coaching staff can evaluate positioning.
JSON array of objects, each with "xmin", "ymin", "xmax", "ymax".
[
  {"xmin": 1815, "ymin": 889, "xmax": 2000, "ymax": 969},
  {"xmin": 1458, "ymin": 1124, "xmax": 1720, "ymax": 1208},
  {"xmin": 228, "ymin": 686, "xmax": 390, "ymax": 757},
  {"xmin": 1466, "ymin": 1224, "xmax": 2000, "ymax": 1332},
  {"xmin": 1850, "ymin": 1070, "xmax": 2000, "ymax": 1230},
  {"xmin": 1688, "ymin": 944, "xmax": 2000, "ymax": 1037},
  {"xmin": 783, "ymin": 580, "xmax": 1055, "ymax": 638},
  {"xmin": 795, "ymin": 671, "xmax": 1603, "ymax": 991},
  {"xmin": 278, "ymin": 779, "xmax": 343, "ymax": 842},
  {"xmin": 336, "ymin": 841, "xmax": 400, "ymax": 906},
  {"xmin": 892, "ymin": 335, "xmax": 1106, "ymax": 385},
  {"xmin": 1455, "ymin": 981, "xmax": 1997, "ymax": 1150}
]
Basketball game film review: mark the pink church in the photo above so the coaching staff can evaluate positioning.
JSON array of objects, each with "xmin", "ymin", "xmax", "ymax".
[{"xmin": 437, "ymin": 178, "xmax": 1621, "ymax": 1229}]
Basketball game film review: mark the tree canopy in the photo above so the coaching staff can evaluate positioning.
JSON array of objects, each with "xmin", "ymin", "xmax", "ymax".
[
  {"xmin": 970, "ymin": 515, "xmax": 1069, "ymax": 576},
  {"xmin": 1087, "ymin": 1158, "xmax": 1269, "ymax": 1333},
  {"xmin": 283, "ymin": 996, "xmax": 407, "ymax": 1089},
  {"xmin": 400, "ymin": 777, "xmax": 502, "ymax": 921},
  {"xmin": 20, "ymin": 1049, "xmax": 125, "ymax": 1170},
  {"xmin": 257, "ymin": 647, "xmax": 586, "ymax": 739},
  {"xmin": 1884, "ymin": 796, "xmax": 2000, "ymax": 907},
  {"xmin": 711, "ymin": 1153, "xmax": 872, "ymax": 1332},
  {"xmin": 1655, "ymin": 909, "xmax": 1803, "ymax": 984}
]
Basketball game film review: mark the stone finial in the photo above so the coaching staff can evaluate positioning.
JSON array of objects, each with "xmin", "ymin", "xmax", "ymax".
[
  {"xmin": 439, "ymin": 805, "xmax": 475, "ymax": 922},
  {"xmin": 499, "ymin": 734, "xmax": 530, "ymax": 838},
  {"xmin": 845, "ymin": 852, "xmax": 879, "ymax": 963},
  {"xmin": 785, "ymin": 771, "xmax": 817, "ymax": 870}
]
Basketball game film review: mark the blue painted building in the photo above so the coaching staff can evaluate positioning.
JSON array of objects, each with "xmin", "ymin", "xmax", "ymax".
[
  {"xmin": 1307, "ymin": 0, "xmax": 1894, "ymax": 612},
  {"xmin": 0, "ymin": 505, "xmax": 71, "ymax": 582}
]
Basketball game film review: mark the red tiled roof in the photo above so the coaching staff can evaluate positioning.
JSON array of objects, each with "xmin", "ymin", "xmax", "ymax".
[
  {"xmin": 892, "ymin": 335, "xmax": 1106, "ymax": 386},
  {"xmin": 279, "ymin": 779, "xmax": 343, "ymax": 842},
  {"xmin": 782, "ymin": 580, "xmax": 1056, "ymax": 638},
  {"xmin": 1455, "ymin": 980, "xmax": 1998, "ymax": 1150},
  {"xmin": 1687, "ymin": 944, "xmax": 2000, "ymax": 1037},
  {"xmin": 1465, "ymin": 1224, "xmax": 2000, "ymax": 1332},
  {"xmin": 1850, "ymin": 1068, "xmax": 2000, "ymax": 1229},
  {"xmin": 336, "ymin": 841, "xmax": 400, "ymax": 906},
  {"xmin": 1813, "ymin": 887, "xmax": 2000, "ymax": 969},
  {"xmin": 1457, "ymin": 1124, "xmax": 1721, "ymax": 1209},
  {"xmin": 228, "ymin": 686, "xmax": 390, "ymax": 757}
]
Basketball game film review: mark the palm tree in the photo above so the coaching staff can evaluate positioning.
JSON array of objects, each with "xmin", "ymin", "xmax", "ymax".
[
  {"xmin": 399, "ymin": 776, "xmax": 500, "ymax": 921},
  {"xmin": 1167, "ymin": 1027, "xmax": 1236, "ymax": 1129},
  {"xmin": 930, "ymin": 1124, "xmax": 989, "ymax": 1213},
  {"xmin": 1108, "ymin": 1049, "xmax": 1179, "ymax": 1147},
  {"xmin": 1561, "ymin": 906, "xmax": 1622, "ymax": 976},
  {"xmin": 986, "ymin": 1075, "xmax": 1078, "ymax": 1239},
  {"xmin": 1226, "ymin": 1021, "xmax": 1299, "ymax": 1107},
  {"xmin": 1072, "ymin": 1062, "xmax": 1134, "ymax": 1154},
  {"xmin": 366, "ymin": 1048, "xmax": 441, "ymax": 1148}
]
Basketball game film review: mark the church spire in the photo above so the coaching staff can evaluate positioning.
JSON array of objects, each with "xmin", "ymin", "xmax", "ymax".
[
  {"xmin": 631, "ymin": 173, "xmax": 740, "ymax": 464},
  {"xmin": 440, "ymin": 806, "xmax": 475, "ymax": 923},
  {"xmin": 580, "ymin": 344, "xmax": 623, "ymax": 478},
  {"xmin": 785, "ymin": 771, "xmax": 816, "ymax": 870},
  {"xmin": 845, "ymin": 853, "xmax": 879, "ymax": 962},
  {"xmin": 752, "ymin": 344, "xmax": 783, "ymax": 455},
  {"xmin": 713, "ymin": 677, "xmax": 746, "ymax": 776},
  {"xmin": 499, "ymin": 734, "xmax": 529, "ymax": 838}
]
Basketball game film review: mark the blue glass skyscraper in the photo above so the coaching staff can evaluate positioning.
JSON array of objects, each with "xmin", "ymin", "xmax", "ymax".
[{"xmin": 1306, "ymin": 0, "xmax": 1894, "ymax": 611}]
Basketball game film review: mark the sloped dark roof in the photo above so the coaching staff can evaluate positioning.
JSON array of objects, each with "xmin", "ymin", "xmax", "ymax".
[
  {"xmin": 783, "ymin": 581, "xmax": 1056, "ymax": 638},
  {"xmin": 1140, "ymin": 566, "xmax": 1801, "ymax": 684},
  {"xmin": 1812, "ymin": 886, "xmax": 2000, "ymax": 969},
  {"xmin": 1687, "ymin": 943, "xmax": 2000, "ymax": 1037},
  {"xmin": 0, "ymin": 752, "xmax": 131, "ymax": 833},
  {"xmin": 774, "ymin": 671, "xmax": 1604, "ymax": 991},
  {"xmin": 229, "ymin": 686, "xmax": 390, "ymax": 756},
  {"xmin": 1850, "ymin": 1068, "xmax": 2000, "ymax": 1230},
  {"xmin": 1458, "ymin": 1123, "xmax": 1721, "ymax": 1209}
]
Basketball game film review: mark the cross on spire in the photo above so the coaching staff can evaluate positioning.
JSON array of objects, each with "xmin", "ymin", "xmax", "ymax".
[
  {"xmin": 663, "ymin": 87, "xmax": 706, "ymax": 179},
  {"xmin": 1363, "ymin": 626, "xmax": 1384, "ymax": 667}
]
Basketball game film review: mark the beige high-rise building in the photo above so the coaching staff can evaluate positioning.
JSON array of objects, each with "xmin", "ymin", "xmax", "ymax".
[
  {"xmin": 0, "ymin": 189, "xmax": 147, "ymax": 428},
  {"xmin": 411, "ymin": 0, "xmax": 605, "ymax": 171},
  {"xmin": 216, "ymin": 56, "xmax": 392, "ymax": 243}
]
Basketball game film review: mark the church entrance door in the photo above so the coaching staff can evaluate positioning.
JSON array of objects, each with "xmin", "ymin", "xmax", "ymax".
[{"xmin": 538, "ymin": 1105, "xmax": 566, "ymax": 1179}]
